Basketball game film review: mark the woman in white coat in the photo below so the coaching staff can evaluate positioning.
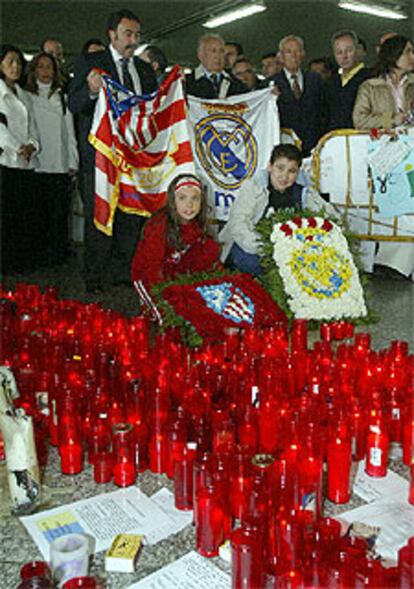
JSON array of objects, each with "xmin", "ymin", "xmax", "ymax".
[
  {"xmin": 0, "ymin": 44, "xmax": 39, "ymax": 272},
  {"xmin": 26, "ymin": 52, "xmax": 78, "ymax": 266}
]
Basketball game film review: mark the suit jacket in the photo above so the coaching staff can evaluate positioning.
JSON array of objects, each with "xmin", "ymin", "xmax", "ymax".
[
  {"xmin": 325, "ymin": 67, "xmax": 371, "ymax": 130},
  {"xmin": 185, "ymin": 65, "xmax": 247, "ymax": 99},
  {"xmin": 68, "ymin": 48, "xmax": 157, "ymax": 171},
  {"xmin": 269, "ymin": 69, "xmax": 325, "ymax": 155}
]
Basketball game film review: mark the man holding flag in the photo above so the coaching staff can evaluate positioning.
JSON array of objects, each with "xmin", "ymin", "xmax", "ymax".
[{"xmin": 69, "ymin": 9, "xmax": 157, "ymax": 292}]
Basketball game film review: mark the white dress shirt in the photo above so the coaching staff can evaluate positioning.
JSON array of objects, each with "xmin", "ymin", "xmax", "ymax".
[
  {"xmin": 109, "ymin": 45, "xmax": 142, "ymax": 94},
  {"xmin": 284, "ymin": 68, "xmax": 304, "ymax": 93}
]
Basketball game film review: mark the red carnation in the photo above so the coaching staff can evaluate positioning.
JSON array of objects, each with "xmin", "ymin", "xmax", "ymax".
[
  {"xmin": 280, "ymin": 223, "xmax": 293, "ymax": 236},
  {"xmin": 292, "ymin": 217, "xmax": 302, "ymax": 227},
  {"xmin": 322, "ymin": 219, "xmax": 333, "ymax": 231},
  {"xmin": 308, "ymin": 217, "xmax": 317, "ymax": 228},
  {"xmin": 370, "ymin": 128, "xmax": 379, "ymax": 140}
]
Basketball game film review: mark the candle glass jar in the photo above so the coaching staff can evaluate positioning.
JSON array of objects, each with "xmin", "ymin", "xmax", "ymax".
[{"xmin": 112, "ymin": 423, "xmax": 136, "ymax": 487}]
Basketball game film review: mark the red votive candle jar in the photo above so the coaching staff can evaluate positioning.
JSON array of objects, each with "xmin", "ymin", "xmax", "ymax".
[
  {"xmin": 230, "ymin": 451, "xmax": 254, "ymax": 521},
  {"xmin": 320, "ymin": 322, "xmax": 333, "ymax": 342},
  {"xmin": 196, "ymin": 481, "xmax": 226, "ymax": 557},
  {"xmin": 231, "ymin": 520, "xmax": 265, "ymax": 589},
  {"xmin": 291, "ymin": 319, "xmax": 308, "ymax": 352},
  {"xmin": 58, "ymin": 393, "xmax": 84, "ymax": 475},
  {"xmin": 365, "ymin": 423, "xmax": 389, "ymax": 478},
  {"xmin": 112, "ymin": 423, "xmax": 136, "ymax": 487},
  {"xmin": 409, "ymin": 466, "xmax": 414, "ymax": 506},
  {"xmin": 403, "ymin": 416, "xmax": 414, "ymax": 466},
  {"xmin": 59, "ymin": 441, "xmax": 83, "ymax": 475},
  {"xmin": 174, "ymin": 442, "xmax": 197, "ymax": 510},
  {"xmin": 21, "ymin": 561, "xmax": 52, "ymax": 581},
  {"xmin": 93, "ymin": 452, "xmax": 113, "ymax": 484},
  {"xmin": 61, "ymin": 577, "xmax": 99, "ymax": 589},
  {"xmin": 327, "ymin": 436, "xmax": 352, "ymax": 503}
]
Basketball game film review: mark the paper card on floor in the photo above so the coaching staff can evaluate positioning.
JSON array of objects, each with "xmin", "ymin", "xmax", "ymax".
[
  {"xmin": 353, "ymin": 461, "xmax": 409, "ymax": 503},
  {"xmin": 339, "ymin": 497, "xmax": 414, "ymax": 562},
  {"xmin": 20, "ymin": 487, "xmax": 173, "ymax": 559},
  {"xmin": 127, "ymin": 551, "xmax": 231, "ymax": 588},
  {"xmin": 147, "ymin": 487, "xmax": 193, "ymax": 544}
]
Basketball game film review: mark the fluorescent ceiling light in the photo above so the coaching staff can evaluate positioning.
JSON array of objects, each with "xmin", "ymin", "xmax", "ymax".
[
  {"xmin": 339, "ymin": 1, "xmax": 407, "ymax": 20},
  {"xmin": 203, "ymin": 2, "xmax": 267, "ymax": 28}
]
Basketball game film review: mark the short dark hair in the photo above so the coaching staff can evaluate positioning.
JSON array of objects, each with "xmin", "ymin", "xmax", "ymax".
[
  {"xmin": 144, "ymin": 45, "xmax": 168, "ymax": 73},
  {"xmin": 261, "ymin": 52, "xmax": 277, "ymax": 60},
  {"xmin": 82, "ymin": 38, "xmax": 105, "ymax": 55},
  {"xmin": 0, "ymin": 44, "xmax": 26, "ymax": 84},
  {"xmin": 107, "ymin": 9, "xmax": 141, "ymax": 32},
  {"xmin": 376, "ymin": 35, "xmax": 412, "ymax": 77},
  {"xmin": 270, "ymin": 144, "xmax": 302, "ymax": 166},
  {"xmin": 225, "ymin": 41, "xmax": 243, "ymax": 56}
]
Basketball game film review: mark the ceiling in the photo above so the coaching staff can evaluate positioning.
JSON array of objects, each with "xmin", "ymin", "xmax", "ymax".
[{"xmin": 1, "ymin": 0, "xmax": 413, "ymax": 69}]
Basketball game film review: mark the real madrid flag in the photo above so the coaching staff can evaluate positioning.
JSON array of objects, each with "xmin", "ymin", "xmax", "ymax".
[
  {"xmin": 89, "ymin": 65, "xmax": 195, "ymax": 235},
  {"xmin": 188, "ymin": 88, "xmax": 280, "ymax": 222}
]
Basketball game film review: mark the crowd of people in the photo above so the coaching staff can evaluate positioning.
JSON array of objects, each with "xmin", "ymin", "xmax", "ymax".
[{"xmin": 1, "ymin": 7, "xmax": 414, "ymax": 294}]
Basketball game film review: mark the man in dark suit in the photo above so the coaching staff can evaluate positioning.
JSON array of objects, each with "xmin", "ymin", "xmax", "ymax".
[
  {"xmin": 325, "ymin": 30, "xmax": 371, "ymax": 131},
  {"xmin": 69, "ymin": 9, "xmax": 157, "ymax": 292},
  {"xmin": 268, "ymin": 35, "xmax": 325, "ymax": 156},
  {"xmin": 234, "ymin": 58, "xmax": 267, "ymax": 91},
  {"xmin": 185, "ymin": 34, "xmax": 247, "ymax": 99}
]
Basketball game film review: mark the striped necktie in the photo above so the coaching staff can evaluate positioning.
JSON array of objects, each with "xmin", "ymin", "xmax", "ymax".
[
  {"xmin": 291, "ymin": 73, "xmax": 302, "ymax": 100},
  {"xmin": 121, "ymin": 58, "xmax": 134, "ymax": 91}
]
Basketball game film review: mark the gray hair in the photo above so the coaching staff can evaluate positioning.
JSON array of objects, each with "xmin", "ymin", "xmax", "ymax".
[
  {"xmin": 198, "ymin": 33, "xmax": 225, "ymax": 54},
  {"xmin": 331, "ymin": 30, "xmax": 359, "ymax": 50},
  {"xmin": 279, "ymin": 35, "xmax": 305, "ymax": 52}
]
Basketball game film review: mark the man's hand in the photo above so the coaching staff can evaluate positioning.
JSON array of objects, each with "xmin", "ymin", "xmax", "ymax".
[{"xmin": 87, "ymin": 68, "xmax": 103, "ymax": 94}]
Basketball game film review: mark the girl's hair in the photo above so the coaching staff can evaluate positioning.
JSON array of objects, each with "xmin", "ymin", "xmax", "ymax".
[
  {"xmin": 165, "ymin": 173, "xmax": 208, "ymax": 249},
  {"xmin": 0, "ymin": 44, "xmax": 26, "ymax": 84},
  {"xmin": 26, "ymin": 52, "xmax": 63, "ymax": 97},
  {"xmin": 269, "ymin": 143, "xmax": 302, "ymax": 166},
  {"xmin": 375, "ymin": 35, "xmax": 412, "ymax": 77}
]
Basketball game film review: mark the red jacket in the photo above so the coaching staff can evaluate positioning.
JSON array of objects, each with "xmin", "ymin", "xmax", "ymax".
[{"xmin": 131, "ymin": 210, "xmax": 222, "ymax": 288}]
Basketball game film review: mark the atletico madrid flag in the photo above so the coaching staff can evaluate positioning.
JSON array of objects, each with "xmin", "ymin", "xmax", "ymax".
[
  {"xmin": 161, "ymin": 273, "xmax": 286, "ymax": 340},
  {"xmin": 89, "ymin": 65, "xmax": 195, "ymax": 235}
]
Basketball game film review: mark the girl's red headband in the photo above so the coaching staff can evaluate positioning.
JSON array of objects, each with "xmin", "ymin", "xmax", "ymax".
[{"xmin": 175, "ymin": 177, "xmax": 202, "ymax": 194}]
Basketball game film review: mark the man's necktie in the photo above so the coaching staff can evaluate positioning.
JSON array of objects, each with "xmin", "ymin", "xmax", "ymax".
[
  {"xmin": 211, "ymin": 73, "xmax": 220, "ymax": 95},
  {"xmin": 121, "ymin": 58, "xmax": 134, "ymax": 91},
  {"xmin": 291, "ymin": 73, "xmax": 302, "ymax": 100}
]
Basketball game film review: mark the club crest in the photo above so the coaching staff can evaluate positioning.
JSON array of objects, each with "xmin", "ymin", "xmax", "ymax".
[{"xmin": 196, "ymin": 282, "xmax": 255, "ymax": 324}]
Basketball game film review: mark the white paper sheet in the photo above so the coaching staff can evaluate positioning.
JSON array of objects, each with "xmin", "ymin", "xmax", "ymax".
[
  {"xmin": 148, "ymin": 488, "xmax": 193, "ymax": 544},
  {"xmin": 127, "ymin": 551, "xmax": 231, "ymax": 588},
  {"xmin": 353, "ymin": 461, "xmax": 409, "ymax": 503},
  {"xmin": 339, "ymin": 498, "xmax": 414, "ymax": 561},
  {"xmin": 20, "ymin": 487, "xmax": 176, "ymax": 559}
]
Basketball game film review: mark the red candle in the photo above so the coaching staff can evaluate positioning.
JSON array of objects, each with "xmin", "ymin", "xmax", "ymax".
[
  {"xmin": 291, "ymin": 319, "xmax": 308, "ymax": 352},
  {"xmin": 196, "ymin": 482, "xmax": 226, "ymax": 557},
  {"xmin": 93, "ymin": 452, "xmax": 113, "ymax": 484},
  {"xmin": 20, "ymin": 561, "xmax": 52, "ymax": 581},
  {"xmin": 61, "ymin": 577, "xmax": 98, "ymax": 589},
  {"xmin": 403, "ymin": 417, "xmax": 414, "ymax": 466},
  {"xmin": 112, "ymin": 423, "xmax": 136, "ymax": 487},
  {"xmin": 409, "ymin": 466, "xmax": 414, "ymax": 506},
  {"xmin": 327, "ymin": 437, "xmax": 352, "ymax": 503},
  {"xmin": 231, "ymin": 520, "xmax": 264, "ymax": 589},
  {"xmin": 365, "ymin": 424, "xmax": 389, "ymax": 478},
  {"xmin": 174, "ymin": 442, "xmax": 197, "ymax": 511}
]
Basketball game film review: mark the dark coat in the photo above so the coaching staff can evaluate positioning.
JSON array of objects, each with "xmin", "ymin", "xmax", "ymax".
[
  {"xmin": 325, "ymin": 67, "xmax": 372, "ymax": 131},
  {"xmin": 185, "ymin": 67, "xmax": 247, "ymax": 99},
  {"xmin": 269, "ymin": 69, "xmax": 325, "ymax": 155},
  {"xmin": 68, "ymin": 48, "xmax": 157, "ymax": 171}
]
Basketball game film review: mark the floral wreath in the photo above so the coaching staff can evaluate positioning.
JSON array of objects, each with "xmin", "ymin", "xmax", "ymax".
[{"xmin": 256, "ymin": 208, "xmax": 376, "ymax": 325}]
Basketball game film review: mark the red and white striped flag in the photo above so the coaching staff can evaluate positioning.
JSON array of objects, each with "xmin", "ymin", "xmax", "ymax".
[{"xmin": 89, "ymin": 65, "xmax": 195, "ymax": 235}]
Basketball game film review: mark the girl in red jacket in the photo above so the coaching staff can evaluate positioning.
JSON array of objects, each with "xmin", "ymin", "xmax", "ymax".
[{"xmin": 131, "ymin": 174, "xmax": 222, "ymax": 288}]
